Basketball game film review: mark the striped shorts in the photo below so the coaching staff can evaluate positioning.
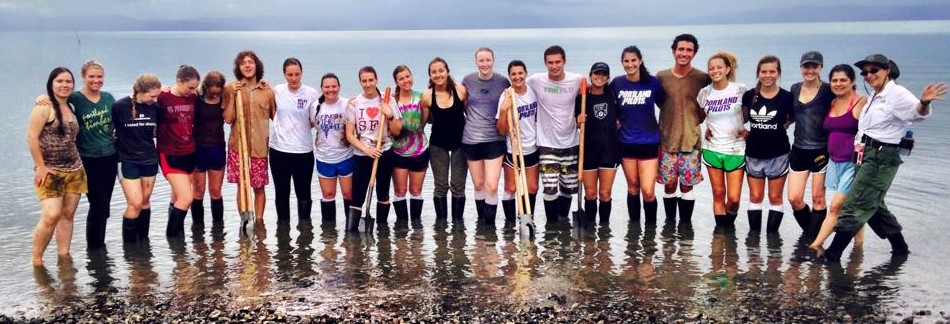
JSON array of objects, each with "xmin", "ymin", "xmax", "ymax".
[{"xmin": 538, "ymin": 146, "xmax": 579, "ymax": 197}]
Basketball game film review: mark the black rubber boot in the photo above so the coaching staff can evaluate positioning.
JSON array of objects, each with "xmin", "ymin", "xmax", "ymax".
[
  {"xmin": 792, "ymin": 204, "xmax": 811, "ymax": 232},
  {"xmin": 584, "ymin": 199, "xmax": 597, "ymax": 229},
  {"xmin": 483, "ymin": 203, "xmax": 497, "ymax": 227},
  {"xmin": 807, "ymin": 209, "xmax": 826, "ymax": 241},
  {"xmin": 321, "ymin": 200, "xmax": 336, "ymax": 223},
  {"xmin": 544, "ymin": 199, "xmax": 559, "ymax": 225},
  {"xmin": 724, "ymin": 211, "xmax": 738, "ymax": 228},
  {"xmin": 298, "ymin": 199, "xmax": 313, "ymax": 223},
  {"xmin": 714, "ymin": 215, "xmax": 724, "ymax": 228},
  {"xmin": 86, "ymin": 216, "xmax": 105, "ymax": 249},
  {"xmin": 598, "ymin": 200, "xmax": 611, "ymax": 225},
  {"xmin": 528, "ymin": 194, "xmax": 538, "ymax": 216},
  {"xmin": 557, "ymin": 196, "xmax": 572, "ymax": 222},
  {"xmin": 663, "ymin": 196, "xmax": 679, "ymax": 222},
  {"xmin": 191, "ymin": 199, "xmax": 205, "ymax": 229},
  {"xmin": 210, "ymin": 198, "xmax": 224, "ymax": 224},
  {"xmin": 451, "ymin": 196, "xmax": 466, "ymax": 223},
  {"xmin": 766, "ymin": 210, "xmax": 784, "ymax": 234},
  {"xmin": 678, "ymin": 198, "xmax": 695, "ymax": 224},
  {"xmin": 888, "ymin": 232, "xmax": 910, "ymax": 255},
  {"xmin": 502, "ymin": 199, "xmax": 516, "ymax": 223},
  {"xmin": 409, "ymin": 198, "xmax": 424, "ymax": 225},
  {"xmin": 627, "ymin": 194, "xmax": 641, "ymax": 223},
  {"xmin": 166, "ymin": 206, "xmax": 187, "ymax": 238},
  {"xmin": 748, "ymin": 209, "xmax": 763, "ymax": 232},
  {"xmin": 823, "ymin": 230, "xmax": 855, "ymax": 262},
  {"xmin": 343, "ymin": 199, "xmax": 352, "ymax": 219},
  {"xmin": 137, "ymin": 208, "xmax": 151, "ymax": 241},
  {"xmin": 376, "ymin": 202, "xmax": 391, "ymax": 226},
  {"xmin": 345, "ymin": 208, "xmax": 360, "ymax": 233},
  {"xmin": 122, "ymin": 217, "xmax": 138, "ymax": 243},
  {"xmin": 393, "ymin": 199, "xmax": 409, "ymax": 229},
  {"xmin": 475, "ymin": 199, "xmax": 486, "ymax": 223},
  {"xmin": 434, "ymin": 196, "xmax": 448, "ymax": 221},
  {"xmin": 643, "ymin": 198, "xmax": 658, "ymax": 226}
]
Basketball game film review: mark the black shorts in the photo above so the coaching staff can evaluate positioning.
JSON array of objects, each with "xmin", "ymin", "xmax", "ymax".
[
  {"xmin": 504, "ymin": 150, "xmax": 540, "ymax": 168},
  {"xmin": 159, "ymin": 152, "xmax": 195, "ymax": 175},
  {"xmin": 789, "ymin": 146, "xmax": 828, "ymax": 173},
  {"xmin": 194, "ymin": 144, "xmax": 226, "ymax": 172},
  {"xmin": 393, "ymin": 149, "xmax": 431, "ymax": 172},
  {"xmin": 463, "ymin": 141, "xmax": 506, "ymax": 161},
  {"xmin": 619, "ymin": 143, "xmax": 660, "ymax": 160},
  {"xmin": 583, "ymin": 147, "xmax": 619, "ymax": 171}
]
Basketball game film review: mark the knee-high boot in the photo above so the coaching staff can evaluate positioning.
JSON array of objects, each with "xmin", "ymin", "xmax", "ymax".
[
  {"xmin": 451, "ymin": 196, "xmax": 466, "ymax": 223},
  {"xmin": 321, "ymin": 200, "xmax": 336, "ymax": 223},
  {"xmin": 393, "ymin": 199, "xmax": 409, "ymax": 229},
  {"xmin": 792, "ymin": 204, "xmax": 811, "ymax": 232},
  {"xmin": 210, "ymin": 198, "xmax": 224, "ymax": 223},
  {"xmin": 766, "ymin": 210, "xmax": 784, "ymax": 234},
  {"xmin": 823, "ymin": 230, "xmax": 855, "ymax": 262},
  {"xmin": 298, "ymin": 199, "xmax": 313, "ymax": 223},
  {"xmin": 627, "ymin": 194, "xmax": 641, "ymax": 223},
  {"xmin": 598, "ymin": 200, "xmax": 611, "ymax": 225}
]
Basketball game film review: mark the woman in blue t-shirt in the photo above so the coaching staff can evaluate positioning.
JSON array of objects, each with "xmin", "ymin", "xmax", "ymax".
[{"xmin": 610, "ymin": 46, "xmax": 666, "ymax": 226}]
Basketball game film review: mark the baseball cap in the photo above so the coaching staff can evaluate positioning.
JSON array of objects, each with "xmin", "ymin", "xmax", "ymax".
[
  {"xmin": 800, "ymin": 51, "xmax": 823, "ymax": 66},
  {"xmin": 590, "ymin": 62, "xmax": 610, "ymax": 75}
]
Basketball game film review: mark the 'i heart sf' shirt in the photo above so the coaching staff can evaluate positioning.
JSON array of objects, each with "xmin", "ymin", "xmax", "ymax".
[{"xmin": 345, "ymin": 92, "xmax": 402, "ymax": 156}]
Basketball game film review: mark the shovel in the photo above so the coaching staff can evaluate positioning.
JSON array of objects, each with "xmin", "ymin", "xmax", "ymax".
[
  {"xmin": 235, "ymin": 89, "xmax": 255, "ymax": 237},
  {"xmin": 358, "ymin": 87, "xmax": 392, "ymax": 234},
  {"xmin": 505, "ymin": 88, "xmax": 535, "ymax": 239},
  {"xmin": 572, "ymin": 77, "xmax": 588, "ymax": 229}
]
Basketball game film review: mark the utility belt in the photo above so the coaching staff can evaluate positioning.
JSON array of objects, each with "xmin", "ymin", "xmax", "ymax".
[{"xmin": 861, "ymin": 135, "xmax": 899, "ymax": 150}]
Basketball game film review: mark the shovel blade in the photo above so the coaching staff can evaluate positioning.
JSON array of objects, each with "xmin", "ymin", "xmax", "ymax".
[
  {"xmin": 358, "ymin": 216, "xmax": 375, "ymax": 234},
  {"xmin": 240, "ymin": 212, "xmax": 256, "ymax": 237},
  {"xmin": 518, "ymin": 214, "xmax": 535, "ymax": 239},
  {"xmin": 572, "ymin": 210, "xmax": 584, "ymax": 228}
]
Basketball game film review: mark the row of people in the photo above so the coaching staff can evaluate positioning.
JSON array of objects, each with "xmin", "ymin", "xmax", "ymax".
[{"xmin": 27, "ymin": 35, "xmax": 945, "ymax": 267}]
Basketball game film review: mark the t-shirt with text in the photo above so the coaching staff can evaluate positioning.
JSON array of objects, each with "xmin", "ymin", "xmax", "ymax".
[
  {"xmin": 157, "ymin": 91, "xmax": 197, "ymax": 155},
  {"xmin": 527, "ymin": 72, "xmax": 582, "ymax": 149},
  {"xmin": 495, "ymin": 87, "xmax": 539, "ymax": 155},
  {"xmin": 610, "ymin": 75, "xmax": 667, "ymax": 145},
  {"xmin": 345, "ymin": 93, "xmax": 402, "ymax": 157},
  {"xmin": 743, "ymin": 88, "xmax": 794, "ymax": 159}
]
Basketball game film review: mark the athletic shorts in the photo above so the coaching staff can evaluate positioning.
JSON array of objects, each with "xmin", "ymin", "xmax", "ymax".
[
  {"xmin": 504, "ymin": 151, "xmax": 540, "ymax": 168},
  {"xmin": 583, "ymin": 149, "xmax": 619, "ymax": 171},
  {"xmin": 825, "ymin": 161, "xmax": 856, "ymax": 194},
  {"xmin": 462, "ymin": 141, "xmax": 506, "ymax": 161},
  {"xmin": 702, "ymin": 149, "xmax": 746, "ymax": 172},
  {"xmin": 119, "ymin": 162, "xmax": 158, "ymax": 180},
  {"xmin": 619, "ymin": 143, "xmax": 660, "ymax": 160},
  {"xmin": 745, "ymin": 153, "xmax": 790, "ymax": 179},
  {"xmin": 317, "ymin": 157, "xmax": 355, "ymax": 178},
  {"xmin": 789, "ymin": 146, "xmax": 828, "ymax": 173},
  {"xmin": 393, "ymin": 149, "xmax": 431, "ymax": 172},
  {"xmin": 658, "ymin": 150, "xmax": 703, "ymax": 185},
  {"xmin": 194, "ymin": 144, "xmax": 226, "ymax": 172},
  {"xmin": 160, "ymin": 152, "xmax": 195, "ymax": 175},
  {"xmin": 226, "ymin": 149, "xmax": 269, "ymax": 188},
  {"xmin": 35, "ymin": 167, "xmax": 87, "ymax": 200}
]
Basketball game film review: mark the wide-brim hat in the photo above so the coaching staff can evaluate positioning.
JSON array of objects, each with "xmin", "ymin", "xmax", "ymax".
[{"xmin": 855, "ymin": 54, "xmax": 900, "ymax": 80}]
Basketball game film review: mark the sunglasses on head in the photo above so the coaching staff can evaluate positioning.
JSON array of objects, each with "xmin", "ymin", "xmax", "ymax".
[{"xmin": 860, "ymin": 67, "xmax": 882, "ymax": 76}]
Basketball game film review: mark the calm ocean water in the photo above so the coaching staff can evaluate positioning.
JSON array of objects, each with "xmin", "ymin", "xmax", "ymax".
[{"xmin": 1, "ymin": 21, "xmax": 949, "ymax": 319}]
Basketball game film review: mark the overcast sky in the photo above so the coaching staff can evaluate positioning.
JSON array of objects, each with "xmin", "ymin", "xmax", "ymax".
[{"xmin": 1, "ymin": 0, "xmax": 948, "ymax": 30}]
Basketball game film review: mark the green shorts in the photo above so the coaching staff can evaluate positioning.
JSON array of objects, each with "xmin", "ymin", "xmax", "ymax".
[{"xmin": 702, "ymin": 149, "xmax": 745, "ymax": 172}]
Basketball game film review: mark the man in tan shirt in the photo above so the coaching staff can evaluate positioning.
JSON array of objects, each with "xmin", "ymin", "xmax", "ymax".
[
  {"xmin": 223, "ymin": 50, "xmax": 276, "ymax": 222},
  {"xmin": 656, "ymin": 34, "xmax": 711, "ymax": 225}
]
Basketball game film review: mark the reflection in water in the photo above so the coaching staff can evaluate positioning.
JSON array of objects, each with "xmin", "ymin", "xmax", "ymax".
[
  {"xmin": 33, "ymin": 256, "xmax": 81, "ymax": 310},
  {"xmin": 124, "ymin": 241, "xmax": 159, "ymax": 304},
  {"xmin": 85, "ymin": 247, "xmax": 116, "ymax": 299},
  {"xmin": 234, "ymin": 225, "xmax": 272, "ymax": 306}
]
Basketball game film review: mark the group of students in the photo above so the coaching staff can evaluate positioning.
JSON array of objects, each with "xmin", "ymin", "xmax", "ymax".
[{"xmin": 27, "ymin": 34, "xmax": 947, "ymax": 267}]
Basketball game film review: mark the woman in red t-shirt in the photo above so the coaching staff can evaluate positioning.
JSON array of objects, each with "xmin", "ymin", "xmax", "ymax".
[{"xmin": 157, "ymin": 65, "xmax": 200, "ymax": 239}]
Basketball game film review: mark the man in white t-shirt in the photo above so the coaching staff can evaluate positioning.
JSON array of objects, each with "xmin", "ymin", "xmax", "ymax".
[{"xmin": 526, "ymin": 45, "xmax": 582, "ymax": 225}]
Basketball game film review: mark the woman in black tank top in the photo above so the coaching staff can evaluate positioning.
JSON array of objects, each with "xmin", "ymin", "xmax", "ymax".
[{"xmin": 422, "ymin": 57, "xmax": 469, "ymax": 224}]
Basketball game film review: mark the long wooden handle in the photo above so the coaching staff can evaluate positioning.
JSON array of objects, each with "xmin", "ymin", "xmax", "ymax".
[
  {"xmin": 508, "ymin": 88, "xmax": 532, "ymax": 215},
  {"xmin": 577, "ymin": 77, "xmax": 587, "ymax": 183},
  {"xmin": 504, "ymin": 88, "xmax": 523, "ymax": 215},
  {"xmin": 235, "ymin": 89, "xmax": 251, "ymax": 212},
  {"xmin": 366, "ymin": 86, "xmax": 392, "ymax": 186}
]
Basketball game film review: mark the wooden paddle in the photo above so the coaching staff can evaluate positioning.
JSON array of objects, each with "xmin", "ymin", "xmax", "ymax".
[
  {"xmin": 572, "ymin": 77, "xmax": 588, "ymax": 229},
  {"xmin": 358, "ymin": 86, "xmax": 392, "ymax": 234}
]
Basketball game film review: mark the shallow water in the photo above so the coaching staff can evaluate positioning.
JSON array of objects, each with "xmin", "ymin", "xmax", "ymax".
[{"xmin": 2, "ymin": 21, "xmax": 950, "ymax": 320}]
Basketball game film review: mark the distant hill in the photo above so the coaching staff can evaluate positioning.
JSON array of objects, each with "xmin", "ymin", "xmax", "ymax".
[{"xmin": 1, "ymin": 4, "xmax": 947, "ymax": 31}]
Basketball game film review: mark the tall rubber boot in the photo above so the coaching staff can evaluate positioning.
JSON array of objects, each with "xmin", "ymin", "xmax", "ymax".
[
  {"xmin": 210, "ymin": 198, "xmax": 224, "ymax": 224},
  {"xmin": 528, "ymin": 194, "xmax": 538, "ymax": 217},
  {"xmin": 483, "ymin": 203, "xmax": 497, "ymax": 227},
  {"xmin": 137, "ymin": 208, "xmax": 151, "ymax": 241},
  {"xmin": 627, "ymin": 194, "xmax": 641, "ymax": 223},
  {"xmin": 823, "ymin": 230, "xmax": 855, "ymax": 262},
  {"xmin": 86, "ymin": 215, "xmax": 105, "ymax": 249},
  {"xmin": 343, "ymin": 199, "xmax": 352, "ymax": 221},
  {"xmin": 663, "ymin": 196, "xmax": 679, "ymax": 223},
  {"xmin": 888, "ymin": 232, "xmax": 910, "ymax": 255},
  {"xmin": 345, "ymin": 208, "xmax": 361, "ymax": 233},
  {"xmin": 451, "ymin": 196, "xmax": 466, "ymax": 223},
  {"xmin": 393, "ymin": 199, "xmax": 409, "ymax": 230},
  {"xmin": 792, "ymin": 204, "xmax": 811, "ymax": 232},
  {"xmin": 806, "ymin": 209, "xmax": 826, "ymax": 241},
  {"xmin": 191, "ymin": 199, "xmax": 205, "ymax": 230},
  {"xmin": 766, "ymin": 210, "xmax": 784, "ymax": 234},
  {"xmin": 678, "ymin": 198, "xmax": 695, "ymax": 224},
  {"xmin": 725, "ymin": 211, "xmax": 738, "ymax": 228},
  {"xmin": 714, "ymin": 215, "xmax": 724, "ymax": 228},
  {"xmin": 643, "ymin": 198, "xmax": 658, "ymax": 226},
  {"xmin": 748, "ymin": 209, "xmax": 763, "ymax": 232},
  {"xmin": 376, "ymin": 202, "xmax": 391, "ymax": 227},
  {"xmin": 321, "ymin": 200, "xmax": 336, "ymax": 223},
  {"xmin": 475, "ymin": 199, "xmax": 486, "ymax": 223},
  {"xmin": 409, "ymin": 198, "xmax": 424, "ymax": 226},
  {"xmin": 298, "ymin": 199, "xmax": 313, "ymax": 223},
  {"xmin": 502, "ymin": 199, "xmax": 516, "ymax": 223},
  {"xmin": 584, "ymin": 199, "xmax": 597, "ymax": 229},
  {"xmin": 543, "ymin": 199, "xmax": 559, "ymax": 225},
  {"xmin": 598, "ymin": 200, "xmax": 611, "ymax": 225},
  {"xmin": 122, "ymin": 217, "xmax": 138, "ymax": 243},
  {"xmin": 557, "ymin": 196, "xmax": 572, "ymax": 222},
  {"xmin": 434, "ymin": 196, "xmax": 448, "ymax": 221},
  {"xmin": 166, "ymin": 206, "xmax": 187, "ymax": 238}
]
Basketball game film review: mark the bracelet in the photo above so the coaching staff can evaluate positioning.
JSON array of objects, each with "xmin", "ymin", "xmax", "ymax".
[{"xmin": 921, "ymin": 100, "xmax": 932, "ymax": 107}]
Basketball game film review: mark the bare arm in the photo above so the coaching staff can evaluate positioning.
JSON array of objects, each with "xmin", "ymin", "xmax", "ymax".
[
  {"xmin": 497, "ymin": 93, "xmax": 512, "ymax": 135},
  {"xmin": 27, "ymin": 105, "xmax": 52, "ymax": 186},
  {"xmin": 222, "ymin": 84, "xmax": 236, "ymax": 124},
  {"xmin": 421, "ymin": 89, "xmax": 433, "ymax": 124}
]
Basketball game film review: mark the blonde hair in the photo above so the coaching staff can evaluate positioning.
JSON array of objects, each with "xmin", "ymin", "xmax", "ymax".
[
  {"xmin": 708, "ymin": 51, "xmax": 738, "ymax": 82},
  {"xmin": 81, "ymin": 60, "xmax": 104, "ymax": 76}
]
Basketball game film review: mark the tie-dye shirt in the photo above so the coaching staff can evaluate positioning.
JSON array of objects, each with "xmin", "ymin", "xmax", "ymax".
[{"xmin": 392, "ymin": 90, "xmax": 428, "ymax": 157}]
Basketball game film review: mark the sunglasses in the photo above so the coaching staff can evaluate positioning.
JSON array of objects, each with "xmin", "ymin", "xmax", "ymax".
[{"xmin": 860, "ymin": 67, "xmax": 881, "ymax": 76}]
